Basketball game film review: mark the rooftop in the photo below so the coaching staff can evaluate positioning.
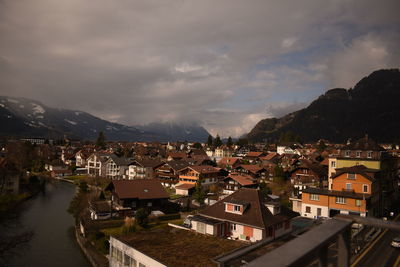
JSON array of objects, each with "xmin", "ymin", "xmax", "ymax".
[{"xmin": 113, "ymin": 226, "xmax": 245, "ymax": 267}]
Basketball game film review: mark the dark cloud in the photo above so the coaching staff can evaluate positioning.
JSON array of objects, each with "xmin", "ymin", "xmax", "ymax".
[{"xmin": 0, "ymin": 0, "xmax": 399, "ymax": 137}]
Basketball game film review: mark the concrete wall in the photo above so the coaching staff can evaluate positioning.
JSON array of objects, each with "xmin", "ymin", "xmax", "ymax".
[{"xmin": 301, "ymin": 203, "xmax": 329, "ymax": 218}]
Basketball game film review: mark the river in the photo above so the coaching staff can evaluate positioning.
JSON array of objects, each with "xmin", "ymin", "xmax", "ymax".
[{"xmin": 0, "ymin": 180, "xmax": 90, "ymax": 267}]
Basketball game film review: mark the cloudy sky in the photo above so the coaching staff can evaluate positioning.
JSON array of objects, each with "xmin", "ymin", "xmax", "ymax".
[{"xmin": 0, "ymin": 0, "xmax": 399, "ymax": 137}]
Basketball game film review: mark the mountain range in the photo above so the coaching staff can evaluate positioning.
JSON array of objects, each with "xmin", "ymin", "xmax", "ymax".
[
  {"xmin": 247, "ymin": 69, "xmax": 400, "ymax": 143},
  {"xmin": 0, "ymin": 96, "xmax": 210, "ymax": 142}
]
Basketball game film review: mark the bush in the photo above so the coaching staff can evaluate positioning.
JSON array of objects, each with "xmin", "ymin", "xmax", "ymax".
[{"xmin": 135, "ymin": 208, "xmax": 149, "ymax": 227}]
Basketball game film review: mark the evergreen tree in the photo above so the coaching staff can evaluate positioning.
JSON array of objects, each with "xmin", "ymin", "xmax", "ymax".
[
  {"xmin": 193, "ymin": 142, "xmax": 202, "ymax": 149},
  {"xmin": 213, "ymin": 134, "xmax": 222, "ymax": 147},
  {"xmin": 193, "ymin": 181, "xmax": 206, "ymax": 205},
  {"xmin": 207, "ymin": 135, "xmax": 213, "ymax": 147},
  {"xmin": 96, "ymin": 131, "xmax": 106, "ymax": 149},
  {"xmin": 226, "ymin": 136, "xmax": 233, "ymax": 147}
]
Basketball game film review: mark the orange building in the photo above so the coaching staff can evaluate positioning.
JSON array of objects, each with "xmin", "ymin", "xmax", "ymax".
[{"xmin": 300, "ymin": 165, "xmax": 380, "ymax": 218}]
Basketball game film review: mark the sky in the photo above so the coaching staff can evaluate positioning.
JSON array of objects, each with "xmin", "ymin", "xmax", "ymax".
[{"xmin": 0, "ymin": 0, "xmax": 399, "ymax": 138}]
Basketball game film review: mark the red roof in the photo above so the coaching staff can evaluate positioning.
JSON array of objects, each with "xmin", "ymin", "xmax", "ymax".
[
  {"xmin": 226, "ymin": 174, "xmax": 257, "ymax": 186},
  {"xmin": 245, "ymin": 151, "xmax": 264, "ymax": 157}
]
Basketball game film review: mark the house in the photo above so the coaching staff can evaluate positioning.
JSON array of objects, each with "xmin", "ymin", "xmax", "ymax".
[
  {"xmin": 177, "ymin": 165, "xmax": 221, "ymax": 187},
  {"xmin": 218, "ymin": 157, "xmax": 241, "ymax": 170},
  {"xmin": 109, "ymin": 226, "xmax": 244, "ymax": 267},
  {"xmin": 259, "ymin": 152, "xmax": 280, "ymax": 165},
  {"xmin": 290, "ymin": 160, "xmax": 327, "ymax": 193},
  {"xmin": 300, "ymin": 165, "xmax": 380, "ymax": 218},
  {"xmin": 222, "ymin": 173, "xmax": 258, "ymax": 195},
  {"xmin": 128, "ymin": 159, "xmax": 163, "ymax": 180},
  {"xmin": 166, "ymin": 151, "xmax": 187, "ymax": 161},
  {"xmin": 214, "ymin": 146, "xmax": 234, "ymax": 159},
  {"xmin": 234, "ymin": 165, "xmax": 268, "ymax": 181},
  {"xmin": 277, "ymin": 143, "xmax": 302, "ymax": 155},
  {"xmin": 154, "ymin": 160, "xmax": 190, "ymax": 188},
  {"xmin": 105, "ymin": 179, "xmax": 169, "ymax": 215},
  {"xmin": 175, "ymin": 183, "xmax": 196, "ymax": 196},
  {"xmin": 75, "ymin": 149, "xmax": 94, "ymax": 167},
  {"xmin": 187, "ymin": 188, "xmax": 297, "ymax": 242},
  {"xmin": 243, "ymin": 151, "xmax": 266, "ymax": 163},
  {"xmin": 87, "ymin": 153, "xmax": 110, "ymax": 177},
  {"xmin": 328, "ymin": 136, "xmax": 384, "ymax": 181},
  {"xmin": 105, "ymin": 155, "xmax": 134, "ymax": 179}
]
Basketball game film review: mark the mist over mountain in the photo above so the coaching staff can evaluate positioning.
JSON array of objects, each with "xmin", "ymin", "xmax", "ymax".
[
  {"xmin": 0, "ymin": 96, "xmax": 210, "ymax": 142},
  {"xmin": 247, "ymin": 69, "xmax": 400, "ymax": 143}
]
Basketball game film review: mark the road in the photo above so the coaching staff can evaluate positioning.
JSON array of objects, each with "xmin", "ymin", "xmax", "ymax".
[{"xmin": 352, "ymin": 227, "xmax": 400, "ymax": 267}]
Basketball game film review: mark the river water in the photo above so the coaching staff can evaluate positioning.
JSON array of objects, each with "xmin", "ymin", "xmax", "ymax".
[{"xmin": 0, "ymin": 180, "xmax": 90, "ymax": 267}]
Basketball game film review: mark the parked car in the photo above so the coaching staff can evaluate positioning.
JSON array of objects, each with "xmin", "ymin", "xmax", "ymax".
[{"xmin": 391, "ymin": 236, "xmax": 400, "ymax": 248}]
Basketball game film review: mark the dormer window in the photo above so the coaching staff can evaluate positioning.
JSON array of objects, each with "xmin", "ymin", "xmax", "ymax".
[
  {"xmin": 347, "ymin": 173, "xmax": 356, "ymax": 180},
  {"xmin": 225, "ymin": 201, "xmax": 248, "ymax": 215}
]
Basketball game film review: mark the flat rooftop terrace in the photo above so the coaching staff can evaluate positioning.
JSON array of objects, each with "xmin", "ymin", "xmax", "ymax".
[{"xmin": 115, "ymin": 226, "xmax": 246, "ymax": 267}]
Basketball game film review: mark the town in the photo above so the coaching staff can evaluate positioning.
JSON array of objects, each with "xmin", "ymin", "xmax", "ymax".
[{"xmin": 1, "ymin": 133, "xmax": 399, "ymax": 266}]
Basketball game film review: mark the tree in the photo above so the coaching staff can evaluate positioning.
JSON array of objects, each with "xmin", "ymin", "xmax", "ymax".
[
  {"xmin": 207, "ymin": 135, "xmax": 213, "ymax": 147},
  {"xmin": 135, "ymin": 208, "xmax": 149, "ymax": 227},
  {"xmin": 213, "ymin": 134, "xmax": 222, "ymax": 148},
  {"xmin": 193, "ymin": 181, "xmax": 206, "ymax": 205},
  {"xmin": 96, "ymin": 131, "xmax": 106, "ymax": 149},
  {"xmin": 236, "ymin": 138, "xmax": 249, "ymax": 147},
  {"xmin": 273, "ymin": 165, "xmax": 285, "ymax": 182},
  {"xmin": 226, "ymin": 136, "xmax": 233, "ymax": 147},
  {"xmin": 259, "ymin": 181, "xmax": 272, "ymax": 196},
  {"xmin": 193, "ymin": 142, "xmax": 202, "ymax": 149},
  {"xmin": 317, "ymin": 140, "xmax": 327, "ymax": 152}
]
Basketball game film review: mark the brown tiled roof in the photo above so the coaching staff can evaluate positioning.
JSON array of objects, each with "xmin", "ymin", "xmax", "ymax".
[
  {"xmin": 225, "ymin": 174, "xmax": 257, "ymax": 186},
  {"xmin": 218, "ymin": 157, "xmax": 240, "ymax": 165},
  {"xmin": 109, "ymin": 179, "xmax": 169, "ymax": 200},
  {"xmin": 175, "ymin": 183, "xmax": 196, "ymax": 190},
  {"xmin": 199, "ymin": 188, "xmax": 297, "ymax": 229},
  {"xmin": 186, "ymin": 165, "xmax": 220, "ymax": 174},
  {"xmin": 245, "ymin": 151, "xmax": 264, "ymax": 157},
  {"xmin": 331, "ymin": 165, "xmax": 378, "ymax": 181},
  {"xmin": 134, "ymin": 159, "xmax": 164, "ymax": 168},
  {"xmin": 260, "ymin": 152, "xmax": 278, "ymax": 161},
  {"xmin": 236, "ymin": 165, "xmax": 265, "ymax": 173}
]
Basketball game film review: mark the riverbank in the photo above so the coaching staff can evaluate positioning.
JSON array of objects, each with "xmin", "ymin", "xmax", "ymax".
[{"xmin": 0, "ymin": 176, "xmax": 45, "ymax": 213}]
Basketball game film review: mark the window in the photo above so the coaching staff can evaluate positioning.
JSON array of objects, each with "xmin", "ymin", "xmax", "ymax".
[
  {"xmin": 356, "ymin": 200, "xmax": 362, "ymax": 207},
  {"xmin": 336, "ymin": 197, "xmax": 346, "ymax": 204},
  {"xmin": 363, "ymin": 185, "xmax": 368, "ymax": 193},
  {"xmin": 331, "ymin": 161, "xmax": 336, "ymax": 168},
  {"xmin": 346, "ymin": 183, "xmax": 352, "ymax": 190},
  {"xmin": 276, "ymin": 222, "xmax": 282, "ymax": 229},
  {"xmin": 139, "ymin": 263, "xmax": 146, "ymax": 267},
  {"xmin": 305, "ymin": 206, "xmax": 311, "ymax": 213},
  {"xmin": 230, "ymin": 223, "xmax": 237, "ymax": 231},
  {"xmin": 345, "ymin": 150, "xmax": 350, "ymax": 157},
  {"xmin": 310, "ymin": 194, "xmax": 320, "ymax": 201},
  {"xmin": 234, "ymin": 205, "xmax": 241, "ymax": 212},
  {"xmin": 317, "ymin": 208, "xmax": 322, "ymax": 216},
  {"xmin": 124, "ymin": 254, "xmax": 137, "ymax": 267},
  {"xmin": 367, "ymin": 151, "xmax": 372, "ymax": 158},
  {"xmin": 356, "ymin": 151, "xmax": 361, "ymax": 158},
  {"xmin": 347, "ymin": 173, "xmax": 356, "ymax": 180}
]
